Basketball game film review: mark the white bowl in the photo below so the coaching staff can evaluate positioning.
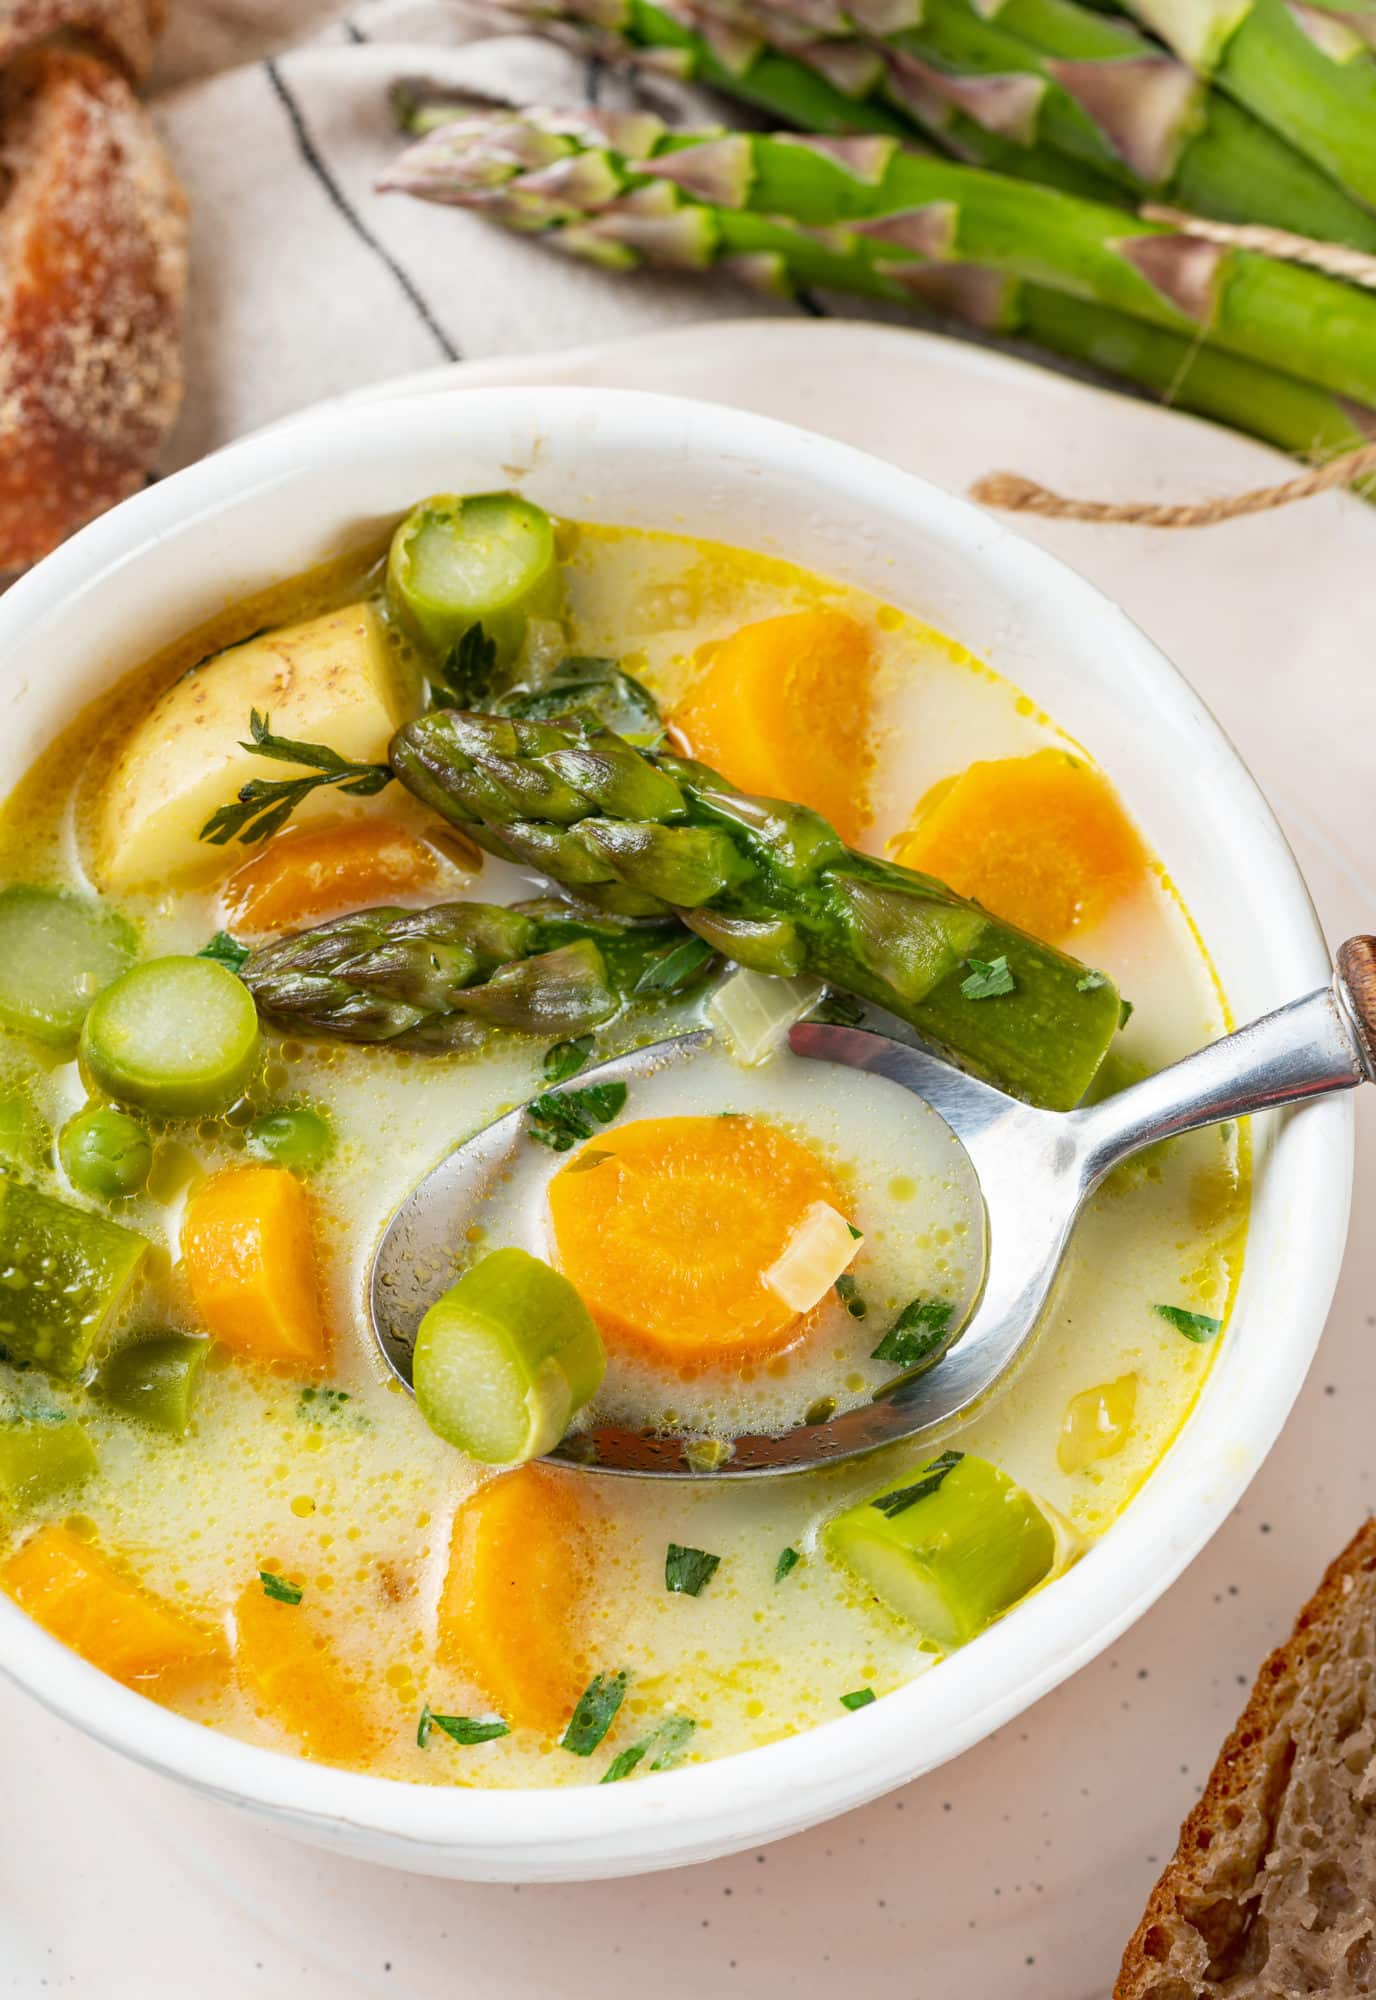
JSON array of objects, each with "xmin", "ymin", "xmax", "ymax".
[{"xmin": 0, "ymin": 387, "xmax": 1351, "ymax": 1881}]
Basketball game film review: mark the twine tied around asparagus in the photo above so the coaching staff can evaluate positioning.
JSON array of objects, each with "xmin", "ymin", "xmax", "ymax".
[{"xmin": 973, "ymin": 209, "xmax": 1376, "ymax": 529}]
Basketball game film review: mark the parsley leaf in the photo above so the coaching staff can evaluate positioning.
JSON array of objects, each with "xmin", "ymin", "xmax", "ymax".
[
  {"xmin": 259, "ymin": 1570, "xmax": 302, "ymax": 1604},
  {"xmin": 561, "ymin": 1670, "xmax": 629, "ymax": 1756},
  {"xmin": 198, "ymin": 711, "xmax": 393, "ymax": 847},
  {"xmin": 774, "ymin": 1547, "xmax": 801, "ymax": 1583},
  {"xmin": 436, "ymin": 624, "xmax": 499, "ymax": 707},
  {"xmin": 840, "ymin": 1687, "xmax": 877, "ymax": 1711},
  {"xmin": 600, "ymin": 1741, "xmax": 648, "ymax": 1784},
  {"xmin": 525, "ymin": 1080, "xmax": 628, "ymax": 1153},
  {"xmin": 1076, "ymin": 968, "xmax": 1108, "ymax": 993},
  {"xmin": 960, "ymin": 955, "xmax": 1016, "ymax": 1000},
  {"xmin": 665, "ymin": 1543, "xmax": 720, "ymax": 1596},
  {"xmin": 835, "ymin": 1273, "xmax": 866, "ymax": 1320},
  {"xmin": 870, "ymin": 1296, "xmax": 955, "ymax": 1371},
  {"xmin": 543, "ymin": 1035, "xmax": 594, "ymax": 1084},
  {"xmin": 417, "ymin": 1703, "xmax": 509, "ymax": 1748},
  {"xmin": 869, "ymin": 1449, "xmax": 965, "ymax": 1520},
  {"xmin": 197, "ymin": 930, "xmax": 250, "ymax": 973},
  {"xmin": 599, "ymin": 1712, "xmax": 697, "ymax": 1783},
  {"xmin": 1153, "ymin": 1303, "xmax": 1223, "ymax": 1344},
  {"xmin": 634, "ymin": 934, "xmax": 715, "ymax": 995}
]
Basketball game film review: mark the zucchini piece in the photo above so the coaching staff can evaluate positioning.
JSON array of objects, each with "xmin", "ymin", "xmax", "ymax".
[
  {"xmin": 0, "ymin": 1413, "xmax": 97, "ymax": 1509},
  {"xmin": 825, "ymin": 1451, "xmax": 1057, "ymax": 1653},
  {"xmin": 80, "ymin": 957, "xmax": 260, "ymax": 1116},
  {"xmin": 387, "ymin": 493, "xmax": 561, "ymax": 669},
  {"xmin": 413, "ymin": 1247, "xmax": 605, "ymax": 1465},
  {"xmin": 0, "ymin": 887, "xmax": 137, "ymax": 1049},
  {"xmin": 95, "ymin": 1331, "xmax": 210, "ymax": 1435},
  {"xmin": 0, "ymin": 1178, "xmax": 148, "ymax": 1378}
]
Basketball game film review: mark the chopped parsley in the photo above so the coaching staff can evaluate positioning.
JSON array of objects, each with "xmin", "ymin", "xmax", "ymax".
[
  {"xmin": 417, "ymin": 1704, "xmax": 509, "ymax": 1748},
  {"xmin": 1153, "ymin": 1303, "xmax": 1223, "ymax": 1344},
  {"xmin": 259, "ymin": 1570, "xmax": 302, "ymax": 1604},
  {"xmin": 814, "ymin": 989, "xmax": 864, "ymax": 1028},
  {"xmin": 840, "ymin": 1688, "xmax": 876, "ymax": 1711},
  {"xmin": 600, "ymin": 1741, "xmax": 648, "ymax": 1784},
  {"xmin": 960, "ymin": 955, "xmax": 1016, "ymax": 1000},
  {"xmin": 436, "ymin": 623, "xmax": 498, "ymax": 707},
  {"xmin": 197, "ymin": 930, "xmax": 250, "ymax": 973},
  {"xmin": 599, "ymin": 1712, "xmax": 697, "ymax": 1783},
  {"xmin": 870, "ymin": 1449, "xmax": 964, "ymax": 1520},
  {"xmin": 1076, "ymin": 968, "xmax": 1108, "ymax": 993},
  {"xmin": 835, "ymin": 1273, "xmax": 867, "ymax": 1320},
  {"xmin": 198, "ymin": 711, "xmax": 392, "ymax": 847},
  {"xmin": 543, "ymin": 1035, "xmax": 594, "ymax": 1084},
  {"xmin": 870, "ymin": 1296, "xmax": 955, "ymax": 1371},
  {"xmin": 665, "ymin": 1543, "xmax": 720, "ymax": 1596},
  {"xmin": 774, "ymin": 1547, "xmax": 801, "ymax": 1583},
  {"xmin": 561, "ymin": 1670, "xmax": 629, "ymax": 1755},
  {"xmin": 634, "ymin": 934, "xmax": 715, "ymax": 994},
  {"xmin": 525, "ymin": 1080, "xmax": 628, "ymax": 1152}
]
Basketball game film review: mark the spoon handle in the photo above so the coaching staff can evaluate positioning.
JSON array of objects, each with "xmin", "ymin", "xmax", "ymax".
[{"xmin": 1075, "ymin": 939, "xmax": 1374, "ymax": 1189}]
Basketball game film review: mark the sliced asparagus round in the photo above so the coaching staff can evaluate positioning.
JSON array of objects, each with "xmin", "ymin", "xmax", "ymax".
[
  {"xmin": 80, "ymin": 957, "xmax": 261, "ymax": 1116},
  {"xmin": 387, "ymin": 492, "xmax": 562, "ymax": 669},
  {"xmin": 0, "ymin": 887, "xmax": 138, "ymax": 1050}
]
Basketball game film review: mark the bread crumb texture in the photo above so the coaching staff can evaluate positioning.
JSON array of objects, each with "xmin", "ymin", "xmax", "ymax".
[
  {"xmin": 0, "ymin": 0, "xmax": 166, "ymax": 81},
  {"xmin": 1117, "ymin": 1519, "xmax": 1376, "ymax": 1998},
  {"xmin": 0, "ymin": 39, "xmax": 186, "ymax": 572}
]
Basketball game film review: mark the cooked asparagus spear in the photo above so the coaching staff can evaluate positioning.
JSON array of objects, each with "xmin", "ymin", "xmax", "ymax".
[
  {"xmin": 379, "ymin": 105, "xmax": 1376, "ymax": 457},
  {"xmin": 389, "ymin": 710, "xmax": 1125, "ymax": 1109},
  {"xmin": 240, "ymin": 899, "xmax": 712, "ymax": 1049}
]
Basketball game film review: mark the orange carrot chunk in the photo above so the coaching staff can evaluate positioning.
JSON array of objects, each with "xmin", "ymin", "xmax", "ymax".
[
  {"xmin": 673, "ymin": 609, "xmax": 876, "ymax": 845},
  {"xmin": 548, "ymin": 1113, "xmax": 851, "ymax": 1370},
  {"xmin": 181, "ymin": 1165, "xmax": 329, "ymax": 1375},
  {"xmin": 437, "ymin": 1464, "xmax": 596, "ymax": 1738},
  {"xmin": 894, "ymin": 748, "xmax": 1147, "ymax": 946},
  {"xmin": 233, "ymin": 1577, "xmax": 383, "ymax": 1765},
  {"xmin": 2, "ymin": 1523, "xmax": 225, "ymax": 1687},
  {"xmin": 224, "ymin": 817, "xmax": 442, "ymax": 935}
]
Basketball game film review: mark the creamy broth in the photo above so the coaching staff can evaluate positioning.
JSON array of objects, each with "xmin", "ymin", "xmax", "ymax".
[{"xmin": 0, "ymin": 518, "xmax": 1244, "ymax": 1786}]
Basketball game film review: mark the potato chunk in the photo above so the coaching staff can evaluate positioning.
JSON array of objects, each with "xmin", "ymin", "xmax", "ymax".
[{"xmin": 97, "ymin": 603, "xmax": 416, "ymax": 890}]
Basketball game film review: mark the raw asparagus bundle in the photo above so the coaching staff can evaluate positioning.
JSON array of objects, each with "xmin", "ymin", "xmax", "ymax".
[
  {"xmin": 379, "ymin": 104, "xmax": 1376, "ymax": 461},
  {"xmin": 467, "ymin": 0, "xmax": 1376, "ymax": 248},
  {"xmin": 389, "ymin": 709, "xmax": 1125, "ymax": 1109},
  {"xmin": 241, "ymin": 899, "xmax": 711, "ymax": 1049}
]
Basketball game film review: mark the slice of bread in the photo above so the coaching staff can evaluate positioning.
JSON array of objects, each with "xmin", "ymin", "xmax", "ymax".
[{"xmin": 1116, "ymin": 1519, "xmax": 1376, "ymax": 1998}]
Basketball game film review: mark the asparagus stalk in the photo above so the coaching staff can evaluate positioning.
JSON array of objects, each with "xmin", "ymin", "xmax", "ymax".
[
  {"xmin": 240, "ymin": 899, "xmax": 713, "ymax": 1049},
  {"xmin": 1122, "ymin": 0, "xmax": 1376, "ymax": 213},
  {"xmin": 388, "ymin": 709, "xmax": 1126, "ymax": 1110},
  {"xmin": 484, "ymin": 0, "xmax": 1376, "ymax": 247},
  {"xmin": 379, "ymin": 104, "xmax": 1376, "ymax": 445}
]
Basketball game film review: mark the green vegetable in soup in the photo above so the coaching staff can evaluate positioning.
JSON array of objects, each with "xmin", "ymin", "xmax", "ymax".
[
  {"xmin": 1153, "ymin": 1302, "xmax": 1223, "ymax": 1343},
  {"xmin": 497, "ymin": 655, "xmax": 666, "ymax": 746},
  {"xmin": 80, "ymin": 957, "xmax": 261, "ymax": 1116},
  {"xmin": 561, "ymin": 1669, "xmax": 628, "ymax": 1755},
  {"xmin": 0, "ymin": 887, "xmax": 138, "ymax": 1049},
  {"xmin": 412, "ymin": 1247, "xmax": 606, "ymax": 1465},
  {"xmin": 869, "ymin": 1296, "xmax": 957, "ymax": 1374},
  {"xmin": 245, "ymin": 1107, "xmax": 334, "ymax": 1174},
  {"xmin": 387, "ymin": 493, "xmax": 562, "ymax": 669},
  {"xmin": 0, "ymin": 1178, "xmax": 148, "ymax": 1378},
  {"xmin": 839, "ymin": 1687, "xmax": 876, "ymax": 1711},
  {"xmin": 664, "ymin": 1543, "xmax": 720, "ymax": 1596},
  {"xmin": 0, "ymin": 1412, "xmax": 97, "ymax": 1510},
  {"xmin": 417, "ymin": 1704, "xmax": 510, "ymax": 1747},
  {"xmin": 95, "ymin": 1331, "xmax": 211, "ymax": 1435},
  {"xmin": 59, "ymin": 1108, "xmax": 153, "ymax": 1200},
  {"xmin": 825, "ymin": 1451, "xmax": 1058, "ymax": 1653},
  {"xmin": 0, "ymin": 1096, "xmax": 50, "ymax": 1172}
]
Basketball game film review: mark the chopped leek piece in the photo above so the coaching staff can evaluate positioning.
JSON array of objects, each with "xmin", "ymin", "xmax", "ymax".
[
  {"xmin": 80, "ymin": 956, "xmax": 261, "ymax": 1116},
  {"xmin": 0, "ymin": 1096, "xmax": 49, "ymax": 1171},
  {"xmin": 0, "ymin": 887, "xmax": 138, "ymax": 1049},
  {"xmin": 0, "ymin": 1413, "xmax": 96, "ymax": 1509},
  {"xmin": 825, "ymin": 1452, "xmax": 1057, "ymax": 1654},
  {"xmin": 95, "ymin": 1332, "xmax": 211, "ymax": 1436},
  {"xmin": 0, "ymin": 1178, "xmax": 148, "ymax": 1378},
  {"xmin": 412, "ymin": 1247, "xmax": 606, "ymax": 1465},
  {"xmin": 707, "ymin": 967, "xmax": 826, "ymax": 1066},
  {"xmin": 387, "ymin": 492, "xmax": 561, "ymax": 669}
]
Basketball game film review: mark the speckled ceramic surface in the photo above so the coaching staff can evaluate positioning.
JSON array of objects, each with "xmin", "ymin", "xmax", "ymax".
[{"xmin": 3, "ymin": 323, "xmax": 1372, "ymax": 1997}]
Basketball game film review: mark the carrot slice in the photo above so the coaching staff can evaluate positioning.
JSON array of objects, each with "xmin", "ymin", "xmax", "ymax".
[
  {"xmin": 224, "ymin": 817, "xmax": 441, "ymax": 935},
  {"xmin": 673, "ymin": 609, "xmax": 875, "ymax": 845},
  {"xmin": 1, "ymin": 1523, "xmax": 225, "ymax": 1687},
  {"xmin": 437, "ymin": 1465, "xmax": 597, "ymax": 1737},
  {"xmin": 233, "ymin": 1577, "xmax": 383, "ymax": 1764},
  {"xmin": 894, "ymin": 748, "xmax": 1147, "ymax": 945},
  {"xmin": 181, "ymin": 1165, "xmax": 329, "ymax": 1375},
  {"xmin": 548, "ymin": 1113, "xmax": 851, "ymax": 1369}
]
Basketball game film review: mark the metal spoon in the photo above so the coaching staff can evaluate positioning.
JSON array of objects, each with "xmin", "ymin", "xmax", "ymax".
[{"xmin": 369, "ymin": 937, "xmax": 1376, "ymax": 1477}]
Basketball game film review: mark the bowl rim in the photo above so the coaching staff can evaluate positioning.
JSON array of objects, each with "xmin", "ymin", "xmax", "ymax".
[{"xmin": 0, "ymin": 384, "xmax": 1352, "ymax": 1878}]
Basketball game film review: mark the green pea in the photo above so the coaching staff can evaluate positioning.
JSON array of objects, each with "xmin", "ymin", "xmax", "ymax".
[
  {"xmin": 245, "ymin": 1107, "xmax": 334, "ymax": 1174},
  {"xmin": 59, "ymin": 1107, "xmax": 153, "ymax": 1199}
]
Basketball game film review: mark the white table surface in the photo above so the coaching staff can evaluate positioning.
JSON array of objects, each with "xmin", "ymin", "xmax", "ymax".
[{"xmin": 3, "ymin": 321, "xmax": 1372, "ymax": 2000}]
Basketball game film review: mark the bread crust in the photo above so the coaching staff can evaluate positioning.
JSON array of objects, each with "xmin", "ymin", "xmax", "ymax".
[
  {"xmin": 0, "ymin": 0, "xmax": 166, "ymax": 84},
  {"xmin": 1116, "ymin": 1518, "xmax": 1376, "ymax": 1998},
  {"xmin": 0, "ymin": 42, "xmax": 187, "ymax": 573}
]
